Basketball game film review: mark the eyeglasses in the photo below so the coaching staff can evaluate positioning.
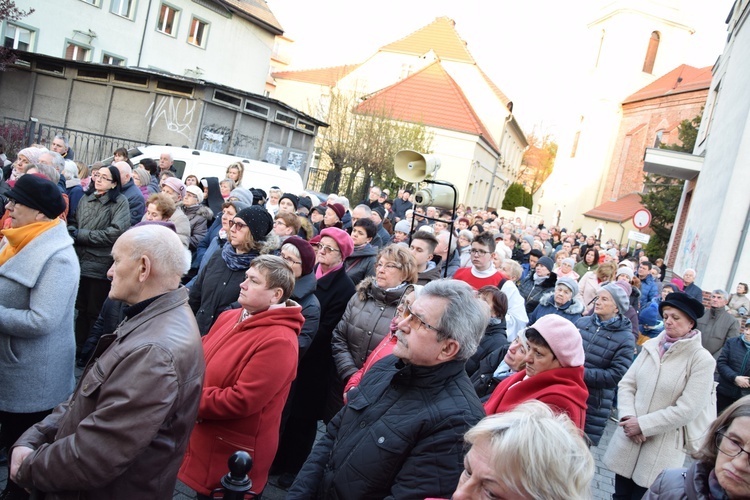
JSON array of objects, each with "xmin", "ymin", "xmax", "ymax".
[
  {"xmin": 716, "ymin": 431, "xmax": 750, "ymax": 466},
  {"xmin": 281, "ymin": 255, "xmax": 302, "ymax": 266},
  {"xmin": 6, "ymin": 199, "xmax": 16, "ymax": 208},
  {"xmin": 99, "ymin": 175, "xmax": 114, "ymax": 182},
  {"xmin": 404, "ymin": 304, "xmax": 442, "ymax": 334},
  {"xmin": 318, "ymin": 244, "xmax": 340, "ymax": 254},
  {"xmin": 230, "ymin": 220, "xmax": 248, "ymax": 230},
  {"xmin": 274, "ymin": 220, "xmax": 287, "ymax": 227},
  {"xmin": 470, "ymin": 248, "xmax": 490, "ymax": 256},
  {"xmin": 376, "ymin": 262, "xmax": 402, "ymax": 271}
]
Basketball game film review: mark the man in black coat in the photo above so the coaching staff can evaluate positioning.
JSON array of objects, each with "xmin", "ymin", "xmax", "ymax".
[{"xmin": 289, "ymin": 280, "xmax": 488, "ymax": 500}]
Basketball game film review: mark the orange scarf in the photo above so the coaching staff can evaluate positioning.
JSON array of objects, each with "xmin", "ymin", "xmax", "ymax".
[{"xmin": 0, "ymin": 218, "xmax": 60, "ymax": 266}]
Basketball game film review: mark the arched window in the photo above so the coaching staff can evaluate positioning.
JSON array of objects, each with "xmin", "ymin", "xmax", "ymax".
[{"xmin": 643, "ymin": 31, "xmax": 660, "ymax": 74}]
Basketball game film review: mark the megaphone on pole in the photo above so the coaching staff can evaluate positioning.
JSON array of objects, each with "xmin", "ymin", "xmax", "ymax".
[{"xmin": 394, "ymin": 150, "xmax": 441, "ymax": 182}]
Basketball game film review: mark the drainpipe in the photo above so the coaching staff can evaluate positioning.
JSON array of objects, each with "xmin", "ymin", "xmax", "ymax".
[
  {"xmin": 727, "ymin": 201, "xmax": 750, "ymax": 290},
  {"xmin": 137, "ymin": 0, "xmax": 155, "ymax": 67}
]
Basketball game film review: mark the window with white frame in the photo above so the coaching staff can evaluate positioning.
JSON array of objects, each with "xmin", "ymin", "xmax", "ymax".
[
  {"xmin": 187, "ymin": 17, "xmax": 208, "ymax": 47},
  {"xmin": 3, "ymin": 24, "xmax": 33, "ymax": 51},
  {"xmin": 111, "ymin": 0, "xmax": 134, "ymax": 18},
  {"xmin": 65, "ymin": 41, "xmax": 90, "ymax": 62},
  {"xmin": 102, "ymin": 53, "xmax": 125, "ymax": 66},
  {"xmin": 79, "ymin": 0, "xmax": 99, "ymax": 5},
  {"xmin": 157, "ymin": 4, "xmax": 179, "ymax": 35}
]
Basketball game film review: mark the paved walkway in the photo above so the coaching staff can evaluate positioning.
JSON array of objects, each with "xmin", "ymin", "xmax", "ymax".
[{"xmin": 3, "ymin": 419, "xmax": 619, "ymax": 499}]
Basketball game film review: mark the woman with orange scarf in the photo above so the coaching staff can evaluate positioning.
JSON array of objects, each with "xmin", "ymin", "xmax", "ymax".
[{"xmin": 0, "ymin": 174, "xmax": 78, "ymax": 500}]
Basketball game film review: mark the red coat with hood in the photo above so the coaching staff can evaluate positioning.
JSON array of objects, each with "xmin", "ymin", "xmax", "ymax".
[
  {"xmin": 483, "ymin": 366, "xmax": 589, "ymax": 429},
  {"xmin": 178, "ymin": 301, "xmax": 304, "ymax": 495}
]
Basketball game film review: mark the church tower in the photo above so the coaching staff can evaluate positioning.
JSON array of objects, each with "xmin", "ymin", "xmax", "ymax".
[{"xmin": 534, "ymin": 0, "xmax": 695, "ymax": 231}]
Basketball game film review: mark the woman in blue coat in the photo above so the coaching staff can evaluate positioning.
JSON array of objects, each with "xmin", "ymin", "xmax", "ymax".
[{"xmin": 575, "ymin": 282, "xmax": 635, "ymax": 445}]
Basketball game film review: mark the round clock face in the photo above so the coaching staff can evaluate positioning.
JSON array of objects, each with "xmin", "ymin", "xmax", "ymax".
[{"xmin": 633, "ymin": 209, "xmax": 651, "ymax": 229}]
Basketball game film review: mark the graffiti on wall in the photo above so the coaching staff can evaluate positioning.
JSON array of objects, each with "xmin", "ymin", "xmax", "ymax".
[
  {"xmin": 199, "ymin": 125, "xmax": 231, "ymax": 153},
  {"xmin": 146, "ymin": 96, "xmax": 196, "ymax": 140},
  {"xmin": 675, "ymin": 226, "xmax": 708, "ymax": 277},
  {"xmin": 232, "ymin": 133, "xmax": 261, "ymax": 159}
]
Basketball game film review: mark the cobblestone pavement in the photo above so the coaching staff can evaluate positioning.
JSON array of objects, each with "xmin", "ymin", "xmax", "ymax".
[{"xmin": 2, "ymin": 419, "xmax": 619, "ymax": 499}]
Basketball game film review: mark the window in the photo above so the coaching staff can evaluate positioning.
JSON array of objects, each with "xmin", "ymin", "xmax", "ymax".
[
  {"xmin": 111, "ymin": 0, "xmax": 134, "ymax": 18},
  {"xmin": 642, "ymin": 31, "xmax": 660, "ymax": 74},
  {"xmin": 188, "ymin": 17, "xmax": 208, "ymax": 47},
  {"xmin": 653, "ymin": 130, "xmax": 664, "ymax": 148},
  {"xmin": 65, "ymin": 42, "xmax": 90, "ymax": 62},
  {"xmin": 79, "ymin": 0, "xmax": 100, "ymax": 5},
  {"xmin": 102, "ymin": 53, "xmax": 125, "ymax": 66},
  {"xmin": 3, "ymin": 24, "xmax": 33, "ymax": 51},
  {"xmin": 157, "ymin": 4, "xmax": 179, "ymax": 35}
]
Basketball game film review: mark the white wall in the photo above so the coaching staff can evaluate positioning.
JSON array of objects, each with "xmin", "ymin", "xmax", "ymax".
[
  {"xmin": 9, "ymin": 0, "xmax": 274, "ymax": 93},
  {"xmin": 673, "ymin": 6, "xmax": 750, "ymax": 290}
]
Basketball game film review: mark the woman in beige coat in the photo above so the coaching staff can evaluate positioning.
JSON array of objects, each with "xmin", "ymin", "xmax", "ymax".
[{"xmin": 603, "ymin": 292, "xmax": 716, "ymax": 499}]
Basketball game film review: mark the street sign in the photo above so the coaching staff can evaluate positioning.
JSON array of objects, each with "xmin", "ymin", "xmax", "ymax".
[
  {"xmin": 632, "ymin": 209, "xmax": 652, "ymax": 229},
  {"xmin": 628, "ymin": 230, "xmax": 651, "ymax": 244}
]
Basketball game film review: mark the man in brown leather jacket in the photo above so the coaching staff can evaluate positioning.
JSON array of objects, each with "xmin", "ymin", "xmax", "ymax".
[{"xmin": 9, "ymin": 224, "xmax": 205, "ymax": 500}]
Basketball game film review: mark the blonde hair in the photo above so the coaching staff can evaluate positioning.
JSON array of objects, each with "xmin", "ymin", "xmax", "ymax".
[
  {"xmin": 226, "ymin": 161, "xmax": 244, "ymax": 185},
  {"xmin": 464, "ymin": 401, "xmax": 594, "ymax": 499},
  {"xmin": 377, "ymin": 245, "xmax": 418, "ymax": 284}
]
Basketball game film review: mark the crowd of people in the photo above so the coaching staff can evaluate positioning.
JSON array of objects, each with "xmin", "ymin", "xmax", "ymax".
[{"xmin": 0, "ymin": 140, "xmax": 749, "ymax": 500}]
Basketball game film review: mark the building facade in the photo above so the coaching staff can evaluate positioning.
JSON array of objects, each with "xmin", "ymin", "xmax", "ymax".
[{"xmin": 4, "ymin": 0, "xmax": 282, "ymax": 94}]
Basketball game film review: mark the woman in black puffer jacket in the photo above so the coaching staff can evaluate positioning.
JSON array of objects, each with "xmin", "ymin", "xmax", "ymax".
[
  {"xmin": 466, "ymin": 286, "xmax": 509, "ymax": 389},
  {"xmin": 575, "ymin": 282, "xmax": 635, "ymax": 446},
  {"xmin": 716, "ymin": 331, "xmax": 750, "ymax": 413}
]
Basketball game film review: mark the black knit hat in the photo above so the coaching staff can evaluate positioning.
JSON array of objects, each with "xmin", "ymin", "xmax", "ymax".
[
  {"xmin": 659, "ymin": 292, "xmax": 705, "ymax": 326},
  {"xmin": 372, "ymin": 205, "xmax": 386, "ymax": 220},
  {"xmin": 280, "ymin": 193, "xmax": 299, "ymax": 210},
  {"xmin": 6, "ymin": 174, "xmax": 67, "ymax": 219},
  {"xmin": 235, "ymin": 206, "xmax": 273, "ymax": 243}
]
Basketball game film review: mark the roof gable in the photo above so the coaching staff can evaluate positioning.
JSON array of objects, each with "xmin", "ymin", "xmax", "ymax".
[
  {"xmin": 272, "ymin": 64, "xmax": 361, "ymax": 86},
  {"xmin": 354, "ymin": 61, "xmax": 495, "ymax": 144},
  {"xmin": 583, "ymin": 193, "xmax": 644, "ymax": 222},
  {"xmin": 379, "ymin": 16, "xmax": 475, "ymax": 64},
  {"xmin": 218, "ymin": 0, "xmax": 284, "ymax": 34},
  {"xmin": 624, "ymin": 64, "xmax": 713, "ymax": 104}
]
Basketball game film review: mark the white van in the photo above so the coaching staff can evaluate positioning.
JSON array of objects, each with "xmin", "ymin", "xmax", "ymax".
[{"xmin": 127, "ymin": 145, "xmax": 305, "ymax": 194}]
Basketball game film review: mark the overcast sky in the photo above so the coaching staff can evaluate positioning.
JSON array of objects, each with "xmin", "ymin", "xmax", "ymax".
[{"xmin": 267, "ymin": 0, "xmax": 734, "ymax": 137}]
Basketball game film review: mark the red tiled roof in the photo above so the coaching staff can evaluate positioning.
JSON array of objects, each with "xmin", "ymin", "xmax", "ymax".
[
  {"xmin": 624, "ymin": 64, "xmax": 713, "ymax": 104},
  {"xmin": 379, "ymin": 17, "xmax": 475, "ymax": 63},
  {"xmin": 583, "ymin": 193, "xmax": 644, "ymax": 223},
  {"xmin": 272, "ymin": 64, "xmax": 361, "ymax": 86},
  {"xmin": 219, "ymin": 0, "xmax": 283, "ymax": 34},
  {"xmin": 354, "ymin": 61, "xmax": 496, "ymax": 146}
]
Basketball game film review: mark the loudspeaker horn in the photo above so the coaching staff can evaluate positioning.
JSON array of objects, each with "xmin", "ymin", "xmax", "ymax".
[
  {"xmin": 394, "ymin": 150, "xmax": 441, "ymax": 182},
  {"xmin": 414, "ymin": 184, "xmax": 457, "ymax": 210}
]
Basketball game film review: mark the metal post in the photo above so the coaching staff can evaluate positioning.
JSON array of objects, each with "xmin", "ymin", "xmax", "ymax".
[{"xmin": 210, "ymin": 451, "xmax": 258, "ymax": 499}]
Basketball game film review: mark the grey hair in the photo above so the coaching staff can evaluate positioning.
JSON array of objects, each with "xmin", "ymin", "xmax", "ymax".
[
  {"xmin": 62, "ymin": 161, "xmax": 78, "ymax": 181},
  {"xmin": 27, "ymin": 163, "xmax": 60, "ymax": 185},
  {"xmin": 54, "ymin": 134, "xmax": 69, "ymax": 148},
  {"xmin": 125, "ymin": 225, "xmax": 188, "ymax": 281},
  {"xmin": 161, "ymin": 152, "xmax": 173, "ymax": 161},
  {"xmin": 421, "ymin": 279, "xmax": 489, "ymax": 361},
  {"xmin": 458, "ymin": 229, "xmax": 474, "ymax": 242},
  {"xmin": 437, "ymin": 231, "xmax": 457, "ymax": 254},
  {"xmin": 281, "ymin": 242, "xmax": 300, "ymax": 260},
  {"xmin": 354, "ymin": 204, "xmax": 372, "ymax": 216},
  {"xmin": 249, "ymin": 255, "xmax": 296, "ymax": 302},
  {"xmin": 712, "ymin": 289, "xmax": 730, "ymax": 301},
  {"xmin": 335, "ymin": 195, "xmax": 350, "ymax": 210},
  {"xmin": 44, "ymin": 151, "xmax": 66, "ymax": 172},
  {"xmin": 132, "ymin": 167, "xmax": 151, "ymax": 187}
]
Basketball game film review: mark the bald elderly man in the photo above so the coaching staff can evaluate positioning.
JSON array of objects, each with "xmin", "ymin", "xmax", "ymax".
[
  {"xmin": 114, "ymin": 160, "xmax": 145, "ymax": 225},
  {"xmin": 10, "ymin": 225, "xmax": 204, "ymax": 499}
]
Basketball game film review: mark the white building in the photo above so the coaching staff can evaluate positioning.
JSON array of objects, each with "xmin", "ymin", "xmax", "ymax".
[
  {"xmin": 647, "ymin": 0, "xmax": 750, "ymax": 291},
  {"xmin": 3, "ymin": 0, "xmax": 282, "ymax": 94},
  {"xmin": 272, "ymin": 17, "xmax": 528, "ymax": 209},
  {"xmin": 534, "ymin": 0, "xmax": 696, "ymax": 231}
]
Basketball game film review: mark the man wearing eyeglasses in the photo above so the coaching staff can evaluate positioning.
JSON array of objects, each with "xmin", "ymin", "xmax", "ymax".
[
  {"xmin": 289, "ymin": 280, "xmax": 488, "ymax": 500},
  {"xmin": 454, "ymin": 232, "xmax": 529, "ymax": 340}
]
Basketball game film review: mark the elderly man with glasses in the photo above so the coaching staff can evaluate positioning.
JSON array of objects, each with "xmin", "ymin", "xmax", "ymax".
[{"xmin": 289, "ymin": 279, "xmax": 488, "ymax": 500}]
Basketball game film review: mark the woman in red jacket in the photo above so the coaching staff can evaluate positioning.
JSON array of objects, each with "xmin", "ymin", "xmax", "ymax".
[
  {"xmin": 484, "ymin": 314, "xmax": 589, "ymax": 430},
  {"xmin": 178, "ymin": 255, "xmax": 305, "ymax": 498}
]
